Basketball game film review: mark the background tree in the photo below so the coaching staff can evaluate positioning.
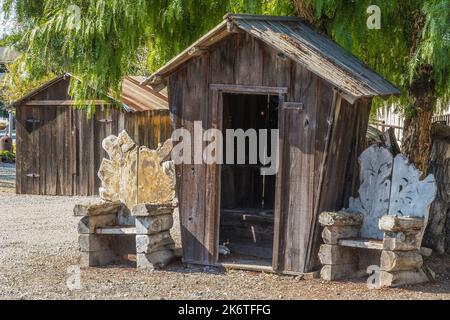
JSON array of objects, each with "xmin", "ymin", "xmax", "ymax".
[
  {"xmin": 293, "ymin": 0, "xmax": 450, "ymax": 173},
  {"xmin": 1, "ymin": 0, "xmax": 294, "ymax": 115},
  {"xmin": 2, "ymin": 0, "xmax": 449, "ymax": 172}
]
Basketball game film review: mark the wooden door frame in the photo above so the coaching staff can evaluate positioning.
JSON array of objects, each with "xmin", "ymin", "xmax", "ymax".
[{"xmin": 209, "ymin": 84, "xmax": 288, "ymax": 270}]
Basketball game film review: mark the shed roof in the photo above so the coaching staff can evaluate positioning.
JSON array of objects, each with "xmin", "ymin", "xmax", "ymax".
[
  {"xmin": 143, "ymin": 14, "xmax": 400, "ymax": 101},
  {"xmin": 13, "ymin": 73, "xmax": 168, "ymax": 112}
]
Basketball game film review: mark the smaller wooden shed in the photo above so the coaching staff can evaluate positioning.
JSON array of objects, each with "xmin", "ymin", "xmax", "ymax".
[
  {"xmin": 13, "ymin": 74, "xmax": 172, "ymax": 196},
  {"xmin": 143, "ymin": 14, "xmax": 400, "ymax": 274}
]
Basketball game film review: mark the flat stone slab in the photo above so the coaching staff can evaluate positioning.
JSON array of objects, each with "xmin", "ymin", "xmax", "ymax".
[
  {"xmin": 132, "ymin": 203, "xmax": 176, "ymax": 217},
  {"xmin": 319, "ymin": 211, "xmax": 364, "ymax": 227},
  {"xmin": 96, "ymin": 226, "xmax": 137, "ymax": 235},
  {"xmin": 74, "ymin": 201, "xmax": 121, "ymax": 217},
  {"xmin": 338, "ymin": 239, "xmax": 384, "ymax": 250}
]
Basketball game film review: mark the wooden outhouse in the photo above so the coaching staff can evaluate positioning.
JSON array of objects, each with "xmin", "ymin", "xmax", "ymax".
[
  {"xmin": 142, "ymin": 14, "xmax": 400, "ymax": 274},
  {"xmin": 13, "ymin": 74, "xmax": 172, "ymax": 196}
]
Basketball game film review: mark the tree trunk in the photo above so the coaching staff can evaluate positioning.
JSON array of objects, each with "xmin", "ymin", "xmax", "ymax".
[
  {"xmin": 424, "ymin": 124, "xmax": 450, "ymax": 254},
  {"xmin": 401, "ymin": 65, "xmax": 436, "ymax": 174}
]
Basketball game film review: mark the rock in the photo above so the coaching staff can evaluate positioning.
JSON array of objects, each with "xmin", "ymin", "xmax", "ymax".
[
  {"xmin": 78, "ymin": 234, "xmax": 113, "ymax": 252},
  {"xmin": 320, "ymin": 264, "xmax": 358, "ymax": 281},
  {"xmin": 73, "ymin": 201, "xmax": 121, "ymax": 217},
  {"xmin": 79, "ymin": 250, "xmax": 118, "ymax": 267},
  {"xmin": 379, "ymin": 270, "xmax": 429, "ymax": 288},
  {"xmin": 132, "ymin": 203, "xmax": 175, "ymax": 217},
  {"xmin": 379, "ymin": 216, "xmax": 424, "ymax": 232},
  {"xmin": 318, "ymin": 211, "xmax": 364, "ymax": 227},
  {"xmin": 135, "ymin": 214, "xmax": 174, "ymax": 235},
  {"xmin": 78, "ymin": 215, "xmax": 117, "ymax": 234},
  {"xmin": 135, "ymin": 232, "xmax": 175, "ymax": 254},
  {"xmin": 380, "ymin": 251, "xmax": 423, "ymax": 272},
  {"xmin": 98, "ymin": 159, "xmax": 121, "ymax": 202},
  {"xmin": 318, "ymin": 245, "xmax": 358, "ymax": 265},
  {"xmin": 383, "ymin": 231, "xmax": 422, "ymax": 251},
  {"xmin": 322, "ymin": 226, "xmax": 360, "ymax": 245},
  {"xmin": 137, "ymin": 250, "xmax": 175, "ymax": 269},
  {"xmin": 420, "ymin": 247, "xmax": 433, "ymax": 257}
]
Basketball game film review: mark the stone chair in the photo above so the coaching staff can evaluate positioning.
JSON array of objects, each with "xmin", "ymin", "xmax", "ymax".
[
  {"xmin": 74, "ymin": 131, "xmax": 177, "ymax": 270},
  {"xmin": 318, "ymin": 145, "xmax": 437, "ymax": 287}
]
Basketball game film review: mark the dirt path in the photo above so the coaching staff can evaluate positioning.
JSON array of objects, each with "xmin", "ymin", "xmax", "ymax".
[{"xmin": 0, "ymin": 163, "xmax": 449, "ymax": 300}]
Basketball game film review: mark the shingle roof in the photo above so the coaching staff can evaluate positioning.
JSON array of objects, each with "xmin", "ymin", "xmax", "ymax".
[{"xmin": 143, "ymin": 14, "xmax": 400, "ymax": 101}]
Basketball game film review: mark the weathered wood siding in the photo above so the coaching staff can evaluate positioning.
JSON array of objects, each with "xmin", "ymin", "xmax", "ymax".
[
  {"xmin": 167, "ymin": 33, "xmax": 371, "ymax": 273},
  {"xmin": 15, "ymin": 79, "xmax": 171, "ymax": 196}
]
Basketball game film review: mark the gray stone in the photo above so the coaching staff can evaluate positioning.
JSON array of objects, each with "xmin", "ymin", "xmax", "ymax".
[
  {"xmin": 318, "ymin": 245, "xmax": 358, "ymax": 265},
  {"xmin": 132, "ymin": 203, "xmax": 175, "ymax": 217},
  {"xmin": 379, "ymin": 269, "xmax": 429, "ymax": 288},
  {"xmin": 79, "ymin": 250, "xmax": 117, "ymax": 267},
  {"xmin": 322, "ymin": 226, "xmax": 360, "ymax": 245},
  {"xmin": 78, "ymin": 215, "xmax": 117, "ymax": 234},
  {"xmin": 135, "ymin": 232, "xmax": 175, "ymax": 254},
  {"xmin": 78, "ymin": 234, "xmax": 112, "ymax": 252},
  {"xmin": 137, "ymin": 250, "xmax": 175, "ymax": 269},
  {"xmin": 135, "ymin": 215, "xmax": 173, "ymax": 235},
  {"xmin": 320, "ymin": 264, "xmax": 359, "ymax": 281}
]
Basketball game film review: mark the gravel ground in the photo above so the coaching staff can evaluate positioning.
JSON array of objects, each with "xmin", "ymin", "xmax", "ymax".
[
  {"xmin": 0, "ymin": 162, "xmax": 449, "ymax": 300},
  {"xmin": 0, "ymin": 163, "xmax": 15, "ymax": 193}
]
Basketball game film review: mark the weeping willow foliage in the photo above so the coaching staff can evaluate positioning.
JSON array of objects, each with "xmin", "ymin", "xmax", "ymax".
[
  {"xmin": 1, "ymin": 0, "xmax": 294, "ymax": 115},
  {"xmin": 3, "ymin": 0, "xmax": 448, "ymax": 117},
  {"xmin": 293, "ymin": 0, "xmax": 450, "ymax": 113}
]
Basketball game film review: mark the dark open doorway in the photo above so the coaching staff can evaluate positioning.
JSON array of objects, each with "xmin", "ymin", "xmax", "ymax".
[{"xmin": 219, "ymin": 93, "xmax": 279, "ymax": 268}]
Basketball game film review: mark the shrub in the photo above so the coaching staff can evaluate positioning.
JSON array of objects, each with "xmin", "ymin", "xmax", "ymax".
[{"xmin": 0, "ymin": 151, "xmax": 15, "ymax": 163}]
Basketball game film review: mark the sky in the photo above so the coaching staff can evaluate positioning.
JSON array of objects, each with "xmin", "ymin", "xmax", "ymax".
[{"xmin": 0, "ymin": 0, "xmax": 15, "ymax": 39}]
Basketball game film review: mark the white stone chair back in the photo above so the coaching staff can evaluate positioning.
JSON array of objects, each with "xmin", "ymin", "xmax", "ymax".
[{"xmin": 348, "ymin": 145, "xmax": 437, "ymax": 239}]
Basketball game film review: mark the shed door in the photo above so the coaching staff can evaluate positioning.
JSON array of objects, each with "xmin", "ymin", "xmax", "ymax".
[
  {"xmin": 274, "ymin": 102, "xmax": 316, "ymax": 273},
  {"xmin": 16, "ymin": 106, "xmax": 76, "ymax": 195},
  {"xmin": 16, "ymin": 106, "xmax": 41, "ymax": 194}
]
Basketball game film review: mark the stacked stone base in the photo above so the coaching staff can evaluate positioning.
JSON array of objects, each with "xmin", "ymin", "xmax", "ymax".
[
  {"xmin": 76, "ymin": 202, "xmax": 123, "ymax": 267},
  {"xmin": 378, "ymin": 223, "xmax": 428, "ymax": 287},
  {"xmin": 75, "ymin": 201, "xmax": 176, "ymax": 270},
  {"xmin": 318, "ymin": 212, "xmax": 430, "ymax": 288},
  {"xmin": 132, "ymin": 203, "xmax": 176, "ymax": 270},
  {"xmin": 319, "ymin": 211, "xmax": 365, "ymax": 281}
]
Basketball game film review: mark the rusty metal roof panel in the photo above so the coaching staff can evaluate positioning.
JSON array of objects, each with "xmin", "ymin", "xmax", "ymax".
[
  {"xmin": 122, "ymin": 76, "xmax": 168, "ymax": 112},
  {"xmin": 144, "ymin": 14, "xmax": 400, "ymax": 100}
]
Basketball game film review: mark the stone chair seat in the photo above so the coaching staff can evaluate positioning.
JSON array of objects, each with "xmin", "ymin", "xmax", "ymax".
[
  {"xmin": 338, "ymin": 238, "xmax": 384, "ymax": 250},
  {"xmin": 96, "ymin": 226, "xmax": 137, "ymax": 235},
  {"xmin": 74, "ymin": 131, "xmax": 177, "ymax": 270},
  {"xmin": 318, "ymin": 210, "xmax": 429, "ymax": 287},
  {"xmin": 317, "ymin": 145, "xmax": 437, "ymax": 288},
  {"xmin": 75, "ymin": 201, "xmax": 177, "ymax": 269}
]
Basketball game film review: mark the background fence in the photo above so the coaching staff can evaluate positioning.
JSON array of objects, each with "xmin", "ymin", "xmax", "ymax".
[{"xmin": 372, "ymin": 105, "xmax": 450, "ymax": 146}]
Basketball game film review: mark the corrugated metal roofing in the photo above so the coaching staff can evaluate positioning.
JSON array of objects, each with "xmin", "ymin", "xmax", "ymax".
[
  {"xmin": 13, "ymin": 74, "xmax": 168, "ymax": 112},
  {"xmin": 143, "ymin": 14, "xmax": 400, "ymax": 101},
  {"xmin": 122, "ymin": 76, "xmax": 168, "ymax": 111}
]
